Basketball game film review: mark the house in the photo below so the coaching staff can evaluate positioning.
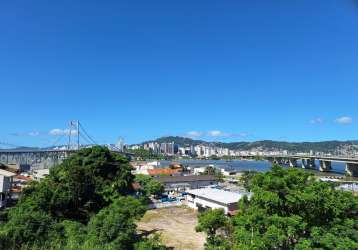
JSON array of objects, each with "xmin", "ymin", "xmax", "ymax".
[
  {"xmin": 193, "ymin": 166, "xmax": 207, "ymax": 175},
  {"xmin": 221, "ymin": 168, "xmax": 238, "ymax": 176},
  {"xmin": 131, "ymin": 161, "xmax": 159, "ymax": 175},
  {"xmin": 186, "ymin": 188, "xmax": 252, "ymax": 215},
  {"xmin": 0, "ymin": 169, "xmax": 16, "ymax": 208},
  {"xmin": 11, "ymin": 174, "xmax": 32, "ymax": 200},
  {"xmin": 154, "ymin": 175, "xmax": 219, "ymax": 192},
  {"xmin": 32, "ymin": 169, "xmax": 50, "ymax": 180},
  {"xmin": 3, "ymin": 163, "xmax": 31, "ymax": 173}
]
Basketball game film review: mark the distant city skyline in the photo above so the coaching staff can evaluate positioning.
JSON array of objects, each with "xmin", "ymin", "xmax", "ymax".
[{"xmin": 1, "ymin": 1, "xmax": 358, "ymax": 147}]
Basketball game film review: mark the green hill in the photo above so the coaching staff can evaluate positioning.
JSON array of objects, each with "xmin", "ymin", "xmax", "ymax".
[{"xmin": 142, "ymin": 136, "xmax": 358, "ymax": 153}]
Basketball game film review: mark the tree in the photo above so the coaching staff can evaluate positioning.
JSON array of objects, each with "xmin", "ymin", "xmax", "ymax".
[
  {"xmin": 0, "ymin": 205, "xmax": 59, "ymax": 249},
  {"xmin": 0, "ymin": 147, "xmax": 160, "ymax": 250},
  {"xmin": 85, "ymin": 196, "xmax": 146, "ymax": 249},
  {"xmin": 198, "ymin": 165, "xmax": 358, "ymax": 249},
  {"xmin": 134, "ymin": 174, "xmax": 164, "ymax": 197},
  {"xmin": 202, "ymin": 166, "xmax": 224, "ymax": 182},
  {"xmin": 239, "ymin": 170, "xmax": 258, "ymax": 191},
  {"xmin": 146, "ymin": 179, "xmax": 164, "ymax": 197},
  {"xmin": 17, "ymin": 146, "xmax": 134, "ymax": 223},
  {"xmin": 126, "ymin": 148, "xmax": 164, "ymax": 160},
  {"xmin": 134, "ymin": 234, "xmax": 167, "ymax": 250},
  {"xmin": 196, "ymin": 209, "xmax": 229, "ymax": 247}
]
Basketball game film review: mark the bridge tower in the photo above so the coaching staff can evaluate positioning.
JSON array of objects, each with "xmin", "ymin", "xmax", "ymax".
[{"xmin": 67, "ymin": 120, "xmax": 80, "ymax": 150}]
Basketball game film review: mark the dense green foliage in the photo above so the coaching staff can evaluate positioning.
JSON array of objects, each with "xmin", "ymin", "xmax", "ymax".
[
  {"xmin": 196, "ymin": 209, "xmax": 230, "ymax": 247},
  {"xmin": 0, "ymin": 146, "xmax": 166, "ymax": 250},
  {"xmin": 126, "ymin": 148, "xmax": 176, "ymax": 160},
  {"xmin": 144, "ymin": 136, "xmax": 358, "ymax": 153},
  {"xmin": 239, "ymin": 170, "xmax": 258, "ymax": 191},
  {"xmin": 198, "ymin": 165, "xmax": 358, "ymax": 249},
  {"xmin": 134, "ymin": 234, "xmax": 167, "ymax": 250},
  {"xmin": 202, "ymin": 166, "xmax": 224, "ymax": 182},
  {"xmin": 134, "ymin": 174, "xmax": 164, "ymax": 197},
  {"xmin": 143, "ymin": 136, "xmax": 206, "ymax": 147},
  {"xmin": 126, "ymin": 148, "xmax": 165, "ymax": 160}
]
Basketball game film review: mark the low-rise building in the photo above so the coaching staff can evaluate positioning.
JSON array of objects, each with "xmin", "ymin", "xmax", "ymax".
[
  {"xmin": 154, "ymin": 175, "xmax": 218, "ymax": 192},
  {"xmin": 0, "ymin": 169, "xmax": 16, "ymax": 208},
  {"xmin": 3, "ymin": 163, "xmax": 30, "ymax": 173},
  {"xmin": 193, "ymin": 166, "xmax": 207, "ymax": 175},
  {"xmin": 221, "ymin": 168, "xmax": 238, "ymax": 176},
  {"xmin": 32, "ymin": 169, "xmax": 50, "ymax": 180},
  {"xmin": 131, "ymin": 161, "xmax": 159, "ymax": 175},
  {"xmin": 186, "ymin": 188, "xmax": 252, "ymax": 215}
]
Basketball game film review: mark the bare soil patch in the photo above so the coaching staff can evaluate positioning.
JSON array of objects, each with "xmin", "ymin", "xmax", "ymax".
[{"xmin": 137, "ymin": 206, "xmax": 206, "ymax": 250}]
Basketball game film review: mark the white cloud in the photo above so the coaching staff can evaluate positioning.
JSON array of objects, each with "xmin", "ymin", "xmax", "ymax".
[
  {"xmin": 237, "ymin": 132, "xmax": 249, "ymax": 138},
  {"xmin": 335, "ymin": 116, "xmax": 353, "ymax": 124},
  {"xmin": 310, "ymin": 118, "xmax": 323, "ymax": 124},
  {"xmin": 10, "ymin": 131, "xmax": 41, "ymax": 137},
  {"xmin": 49, "ymin": 128, "xmax": 77, "ymax": 136},
  {"xmin": 28, "ymin": 131, "xmax": 40, "ymax": 136},
  {"xmin": 206, "ymin": 130, "xmax": 230, "ymax": 137},
  {"xmin": 185, "ymin": 130, "xmax": 251, "ymax": 139},
  {"xmin": 185, "ymin": 131, "xmax": 203, "ymax": 138}
]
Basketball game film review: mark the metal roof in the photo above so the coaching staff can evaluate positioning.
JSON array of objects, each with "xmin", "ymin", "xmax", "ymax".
[
  {"xmin": 154, "ymin": 175, "xmax": 218, "ymax": 183},
  {"xmin": 0, "ymin": 169, "xmax": 16, "ymax": 177},
  {"xmin": 186, "ymin": 188, "xmax": 251, "ymax": 205}
]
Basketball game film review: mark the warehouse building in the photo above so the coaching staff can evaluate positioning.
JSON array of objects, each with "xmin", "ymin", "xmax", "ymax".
[
  {"xmin": 186, "ymin": 188, "xmax": 252, "ymax": 215},
  {"xmin": 154, "ymin": 175, "xmax": 219, "ymax": 192}
]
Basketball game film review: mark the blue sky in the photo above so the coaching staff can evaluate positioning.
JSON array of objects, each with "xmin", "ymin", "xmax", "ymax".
[{"xmin": 0, "ymin": 0, "xmax": 358, "ymax": 147}]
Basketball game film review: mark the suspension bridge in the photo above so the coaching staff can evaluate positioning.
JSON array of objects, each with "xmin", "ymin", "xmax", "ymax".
[{"xmin": 0, "ymin": 121, "xmax": 123, "ymax": 168}]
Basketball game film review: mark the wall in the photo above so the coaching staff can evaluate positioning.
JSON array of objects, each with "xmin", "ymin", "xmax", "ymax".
[
  {"xmin": 165, "ymin": 180, "xmax": 218, "ymax": 191},
  {"xmin": 0, "ymin": 176, "xmax": 11, "ymax": 193},
  {"xmin": 0, "ymin": 175, "xmax": 11, "ymax": 208},
  {"xmin": 186, "ymin": 194, "xmax": 230, "ymax": 214}
]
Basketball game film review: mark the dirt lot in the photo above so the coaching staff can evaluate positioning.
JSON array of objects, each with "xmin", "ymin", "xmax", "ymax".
[{"xmin": 137, "ymin": 206, "xmax": 206, "ymax": 250}]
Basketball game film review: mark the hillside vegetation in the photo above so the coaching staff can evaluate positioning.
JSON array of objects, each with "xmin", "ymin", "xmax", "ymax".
[
  {"xmin": 0, "ymin": 146, "xmax": 165, "ymax": 250},
  {"xmin": 196, "ymin": 165, "xmax": 358, "ymax": 249},
  {"xmin": 143, "ymin": 136, "xmax": 358, "ymax": 153}
]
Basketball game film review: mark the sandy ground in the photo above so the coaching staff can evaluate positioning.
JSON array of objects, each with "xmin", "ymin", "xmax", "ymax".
[{"xmin": 137, "ymin": 206, "xmax": 206, "ymax": 250}]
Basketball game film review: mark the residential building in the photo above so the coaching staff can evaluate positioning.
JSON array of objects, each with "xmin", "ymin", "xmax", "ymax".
[
  {"xmin": 0, "ymin": 169, "xmax": 16, "ymax": 208},
  {"xmin": 3, "ymin": 163, "xmax": 30, "ymax": 173},
  {"xmin": 193, "ymin": 166, "xmax": 208, "ymax": 175},
  {"xmin": 159, "ymin": 142, "xmax": 178, "ymax": 155},
  {"xmin": 32, "ymin": 169, "xmax": 50, "ymax": 180}
]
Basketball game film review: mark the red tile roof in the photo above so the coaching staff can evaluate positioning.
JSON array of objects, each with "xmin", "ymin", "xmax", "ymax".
[
  {"xmin": 147, "ymin": 168, "xmax": 180, "ymax": 176},
  {"xmin": 15, "ymin": 175, "xmax": 32, "ymax": 181}
]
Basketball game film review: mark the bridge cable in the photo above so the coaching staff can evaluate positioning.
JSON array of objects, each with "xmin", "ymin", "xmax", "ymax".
[{"xmin": 78, "ymin": 122, "xmax": 97, "ymax": 145}]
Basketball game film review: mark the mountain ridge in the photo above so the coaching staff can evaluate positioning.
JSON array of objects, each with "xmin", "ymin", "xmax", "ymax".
[{"xmin": 142, "ymin": 136, "xmax": 358, "ymax": 153}]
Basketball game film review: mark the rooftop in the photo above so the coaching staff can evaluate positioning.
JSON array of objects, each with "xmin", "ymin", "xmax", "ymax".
[
  {"xmin": 0, "ymin": 169, "xmax": 17, "ymax": 177},
  {"xmin": 186, "ymin": 188, "xmax": 252, "ymax": 205},
  {"xmin": 154, "ymin": 175, "xmax": 218, "ymax": 183},
  {"xmin": 147, "ymin": 168, "xmax": 180, "ymax": 176}
]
